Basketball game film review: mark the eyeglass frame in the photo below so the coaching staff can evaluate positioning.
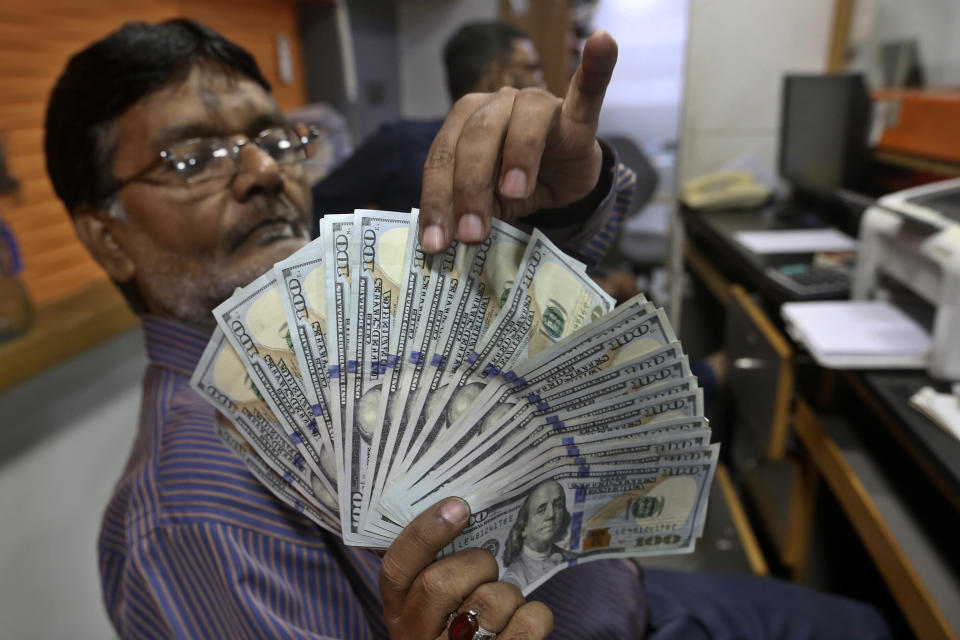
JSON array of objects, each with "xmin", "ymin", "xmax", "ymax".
[{"xmin": 98, "ymin": 122, "xmax": 321, "ymax": 203}]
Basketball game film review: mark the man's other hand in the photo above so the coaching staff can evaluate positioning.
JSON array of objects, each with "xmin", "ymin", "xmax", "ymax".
[
  {"xmin": 379, "ymin": 497, "xmax": 553, "ymax": 639},
  {"xmin": 418, "ymin": 31, "xmax": 618, "ymax": 253}
]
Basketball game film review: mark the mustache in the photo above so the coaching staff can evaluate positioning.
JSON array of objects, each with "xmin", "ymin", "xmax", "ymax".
[{"xmin": 224, "ymin": 196, "xmax": 306, "ymax": 254}]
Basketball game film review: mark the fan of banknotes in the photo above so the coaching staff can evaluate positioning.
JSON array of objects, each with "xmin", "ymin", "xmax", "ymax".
[{"xmin": 191, "ymin": 209, "xmax": 718, "ymax": 594}]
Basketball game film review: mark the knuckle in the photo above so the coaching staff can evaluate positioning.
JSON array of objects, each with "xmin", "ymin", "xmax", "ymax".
[
  {"xmin": 496, "ymin": 86, "xmax": 519, "ymax": 99},
  {"xmin": 424, "ymin": 145, "xmax": 455, "ymax": 170},
  {"xmin": 464, "ymin": 585, "xmax": 501, "ymax": 616},
  {"xmin": 418, "ymin": 195, "xmax": 450, "ymax": 219},
  {"xmin": 454, "ymin": 93, "xmax": 491, "ymax": 113},
  {"xmin": 377, "ymin": 553, "xmax": 409, "ymax": 591},
  {"xmin": 460, "ymin": 102, "xmax": 499, "ymax": 138},
  {"xmin": 417, "ymin": 564, "xmax": 457, "ymax": 602},
  {"xmin": 501, "ymin": 581, "xmax": 524, "ymax": 603},
  {"xmin": 509, "ymin": 132, "xmax": 544, "ymax": 155},
  {"xmin": 454, "ymin": 176, "xmax": 494, "ymax": 198},
  {"xmin": 418, "ymin": 194, "xmax": 447, "ymax": 215},
  {"xmin": 461, "ymin": 92, "xmax": 489, "ymax": 104},
  {"xmin": 518, "ymin": 87, "xmax": 553, "ymax": 102},
  {"xmin": 465, "ymin": 547, "xmax": 500, "ymax": 576}
]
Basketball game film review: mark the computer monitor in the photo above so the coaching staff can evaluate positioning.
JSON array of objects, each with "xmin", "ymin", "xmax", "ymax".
[{"xmin": 779, "ymin": 74, "xmax": 872, "ymax": 199}]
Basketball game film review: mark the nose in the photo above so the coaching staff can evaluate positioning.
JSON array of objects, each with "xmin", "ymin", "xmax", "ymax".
[
  {"xmin": 544, "ymin": 502, "xmax": 555, "ymax": 521},
  {"xmin": 230, "ymin": 143, "xmax": 284, "ymax": 201}
]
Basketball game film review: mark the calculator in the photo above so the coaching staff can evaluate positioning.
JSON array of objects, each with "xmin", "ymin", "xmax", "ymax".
[{"xmin": 765, "ymin": 263, "xmax": 852, "ymax": 299}]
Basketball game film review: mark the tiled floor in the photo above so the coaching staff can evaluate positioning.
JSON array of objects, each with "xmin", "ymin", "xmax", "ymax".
[{"xmin": 0, "ymin": 329, "xmax": 146, "ymax": 640}]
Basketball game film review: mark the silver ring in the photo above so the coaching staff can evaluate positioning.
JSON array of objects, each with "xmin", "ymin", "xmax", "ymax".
[{"xmin": 447, "ymin": 609, "xmax": 497, "ymax": 640}]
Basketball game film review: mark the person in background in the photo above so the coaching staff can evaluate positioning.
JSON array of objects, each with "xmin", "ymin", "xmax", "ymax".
[
  {"xmin": 310, "ymin": 21, "xmax": 546, "ymax": 234},
  {"xmin": 44, "ymin": 17, "xmax": 892, "ymax": 640}
]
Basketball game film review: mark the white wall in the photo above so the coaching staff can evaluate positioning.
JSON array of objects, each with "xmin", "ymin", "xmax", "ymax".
[
  {"xmin": 395, "ymin": 0, "xmax": 498, "ymax": 119},
  {"xmin": 677, "ymin": 0, "xmax": 835, "ymax": 183},
  {"xmin": 594, "ymin": 0, "xmax": 689, "ymax": 150},
  {"xmin": 0, "ymin": 330, "xmax": 145, "ymax": 639}
]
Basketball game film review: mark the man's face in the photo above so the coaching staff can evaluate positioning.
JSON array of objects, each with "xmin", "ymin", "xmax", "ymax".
[
  {"xmin": 524, "ymin": 481, "xmax": 566, "ymax": 551},
  {"xmin": 104, "ymin": 65, "xmax": 310, "ymax": 326},
  {"xmin": 503, "ymin": 38, "xmax": 546, "ymax": 91}
]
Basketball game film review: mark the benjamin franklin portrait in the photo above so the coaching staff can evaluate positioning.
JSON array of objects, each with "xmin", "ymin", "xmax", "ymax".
[{"xmin": 501, "ymin": 479, "xmax": 578, "ymax": 589}]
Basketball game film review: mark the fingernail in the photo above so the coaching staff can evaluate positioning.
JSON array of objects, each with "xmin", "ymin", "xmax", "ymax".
[
  {"xmin": 422, "ymin": 224, "xmax": 445, "ymax": 253},
  {"xmin": 440, "ymin": 497, "xmax": 469, "ymax": 524},
  {"xmin": 457, "ymin": 213, "xmax": 484, "ymax": 242},
  {"xmin": 500, "ymin": 168, "xmax": 528, "ymax": 198}
]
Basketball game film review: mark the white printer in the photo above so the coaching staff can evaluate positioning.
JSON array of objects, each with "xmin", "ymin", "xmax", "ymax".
[{"xmin": 853, "ymin": 177, "xmax": 960, "ymax": 380}]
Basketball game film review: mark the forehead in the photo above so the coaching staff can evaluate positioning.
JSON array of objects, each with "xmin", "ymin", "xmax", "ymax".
[
  {"xmin": 111, "ymin": 65, "xmax": 279, "ymax": 164},
  {"xmin": 530, "ymin": 482, "xmax": 563, "ymax": 504}
]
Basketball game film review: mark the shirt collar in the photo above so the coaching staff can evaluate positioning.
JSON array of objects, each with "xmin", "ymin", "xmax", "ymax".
[{"xmin": 142, "ymin": 315, "xmax": 213, "ymax": 376}]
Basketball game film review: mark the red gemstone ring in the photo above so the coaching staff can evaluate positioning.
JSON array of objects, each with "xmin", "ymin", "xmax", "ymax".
[{"xmin": 447, "ymin": 610, "xmax": 497, "ymax": 640}]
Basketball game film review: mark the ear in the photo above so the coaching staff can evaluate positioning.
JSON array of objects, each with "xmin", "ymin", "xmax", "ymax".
[{"xmin": 72, "ymin": 206, "xmax": 136, "ymax": 283}]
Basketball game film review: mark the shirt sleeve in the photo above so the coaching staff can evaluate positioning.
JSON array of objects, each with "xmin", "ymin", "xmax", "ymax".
[
  {"xmin": 518, "ymin": 140, "xmax": 637, "ymax": 267},
  {"xmin": 110, "ymin": 522, "xmax": 383, "ymax": 640}
]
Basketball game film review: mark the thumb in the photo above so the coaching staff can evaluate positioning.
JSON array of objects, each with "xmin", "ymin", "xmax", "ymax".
[
  {"xmin": 562, "ymin": 30, "xmax": 618, "ymax": 127},
  {"xmin": 379, "ymin": 497, "xmax": 470, "ymax": 612}
]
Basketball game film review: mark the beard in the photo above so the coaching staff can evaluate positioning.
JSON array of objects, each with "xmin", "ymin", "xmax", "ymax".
[{"xmin": 126, "ymin": 195, "xmax": 309, "ymax": 328}]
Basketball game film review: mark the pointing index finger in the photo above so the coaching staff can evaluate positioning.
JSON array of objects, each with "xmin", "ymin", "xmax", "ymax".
[{"xmin": 562, "ymin": 30, "xmax": 618, "ymax": 127}]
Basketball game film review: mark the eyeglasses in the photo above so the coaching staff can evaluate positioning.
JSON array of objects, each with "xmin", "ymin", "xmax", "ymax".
[{"xmin": 102, "ymin": 123, "xmax": 320, "ymax": 200}]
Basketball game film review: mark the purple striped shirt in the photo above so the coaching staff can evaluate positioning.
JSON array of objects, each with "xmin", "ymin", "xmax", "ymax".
[
  {"xmin": 99, "ymin": 310, "xmax": 645, "ymax": 638},
  {"xmin": 573, "ymin": 159, "xmax": 637, "ymax": 265}
]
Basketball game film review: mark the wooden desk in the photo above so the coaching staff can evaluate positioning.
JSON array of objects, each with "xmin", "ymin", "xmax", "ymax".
[
  {"xmin": 0, "ymin": 278, "xmax": 138, "ymax": 392},
  {"xmin": 681, "ymin": 205, "xmax": 960, "ymax": 640},
  {"xmin": 794, "ymin": 400, "xmax": 960, "ymax": 640}
]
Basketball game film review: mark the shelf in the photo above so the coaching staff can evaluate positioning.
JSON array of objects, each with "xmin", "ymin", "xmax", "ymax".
[
  {"xmin": 871, "ymin": 150, "xmax": 960, "ymax": 178},
  {"xmin": 0, "ymin": 278, "xmax": 138, "ymax": 392}
]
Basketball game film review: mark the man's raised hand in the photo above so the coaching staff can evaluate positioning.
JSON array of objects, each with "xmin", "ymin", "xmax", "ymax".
[{"xmin": 418, "ymin": 31, "xmax": 618, "ymax": 253}]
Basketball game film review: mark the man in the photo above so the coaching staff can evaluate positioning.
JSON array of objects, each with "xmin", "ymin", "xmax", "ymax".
[
  {"xmin": 502, "ymin": 480, "xmax": 578, "ymax": 589},
  {"xmin": 310, "ymin": 21, "xmax": 547, "ymax": 233},
  {"xmin": 46, "ymin": 18, "xmax": 891, "ymax": 640},
  {"xmin": 46, "ymin": 17, "xmax": 643, "ymax": 639}
]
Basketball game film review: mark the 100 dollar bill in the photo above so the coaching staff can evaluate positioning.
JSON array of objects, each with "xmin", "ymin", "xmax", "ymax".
[
  {"xmin": 275, "ymin": 234, "xmax": 336, "ymax": 455},
  {"xmin": 213, "ymin": 271, "xmax": 339, "ymax": 499},
  {"xmin": 440, "ymin": 451, "xmax": 717, "ymax": 595},
  {"xmin": 191, "ymin": 328, "xmax": 339, "ymax": 516},
  {"xmin": 393, "ymin": 298, "xmax": 676, "ymax": 504},
  {"xmin": 342, "ymin": 211, "xmax": 410, "ymax": 545},
  {"xmin": 394, "ymin": 381, "xmax": 704, "ymax": 520},
  {"xmin": 401, "ymin": 230, "xmax": 615, "ymax": 476},
  {"xmin": 416, "ymin": 350, "xmax": 693, "ymax": 495}
]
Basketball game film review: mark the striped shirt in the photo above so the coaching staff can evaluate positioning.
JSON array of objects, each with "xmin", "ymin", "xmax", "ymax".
[
  {"xmin": 99, "ymin": 232, "xmax": 645, "ymax": 639},
  {"xmin": 580, "ymin": 158, "xmax": 638, "ymax": 264}
]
